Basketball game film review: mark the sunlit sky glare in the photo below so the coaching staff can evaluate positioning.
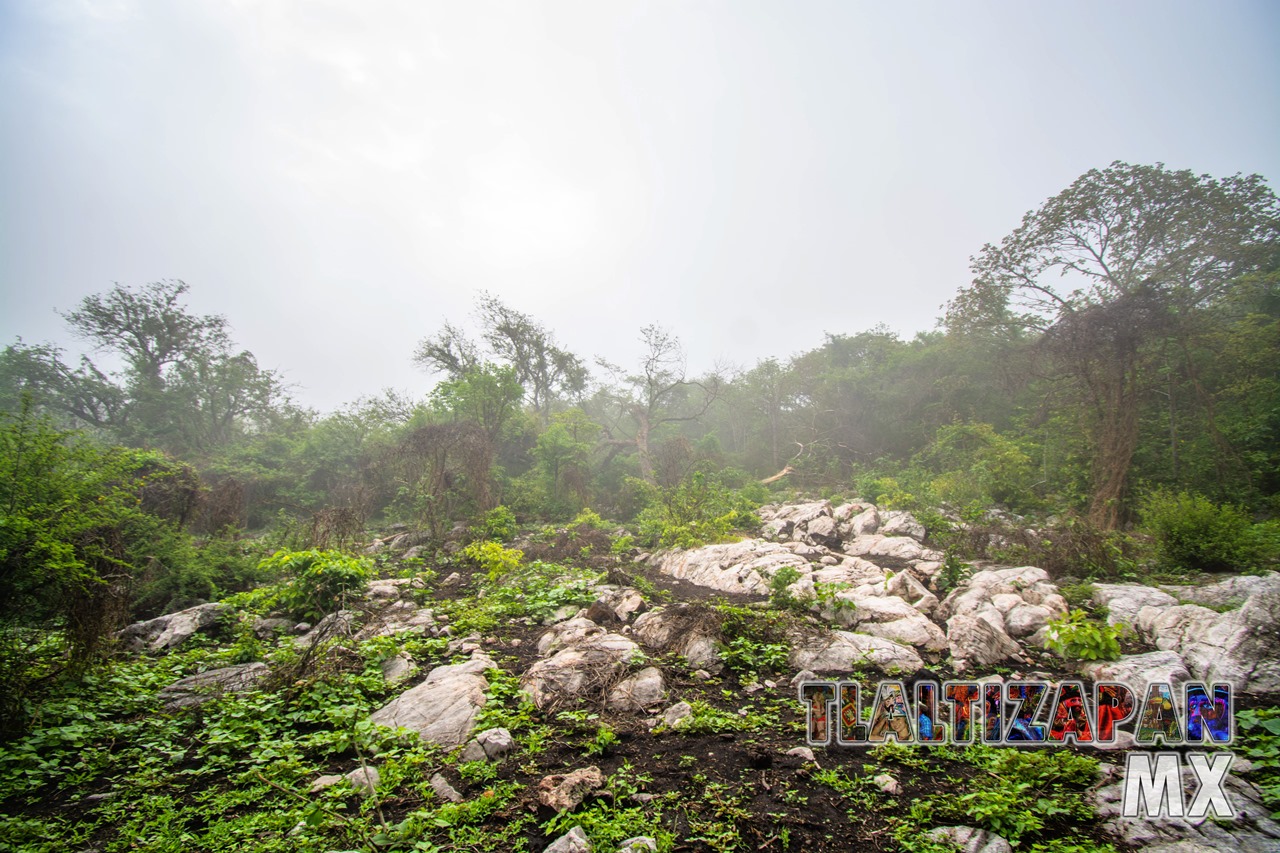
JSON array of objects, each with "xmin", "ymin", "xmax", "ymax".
[{"xmin": 2, "ymin": 1, "xmax": 1278, "ymax": 413}]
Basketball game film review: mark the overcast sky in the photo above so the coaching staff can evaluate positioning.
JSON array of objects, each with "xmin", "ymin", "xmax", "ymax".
[{"xmin": 2, "ymin": 1, "xmax": 1278, "ymax": 413}]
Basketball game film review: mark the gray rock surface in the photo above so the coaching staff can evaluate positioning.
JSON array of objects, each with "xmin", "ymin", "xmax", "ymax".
[
  {"xmin": 538, "ymin": 767, "xmax": 606, "ymax": 813},
  {"xmin": 946, "ymin": 615, "xmax": 1023, "ymax": 667},
  {"xmin": 788, "ymin": 629, "xmax": 924, "ymax": 673},
  {"xmin": 118, "ymin": 603, "xmax": 230, "ymax": 651},
  {"xmin": 369, "ymin": 654, "xmax": 493, "ymax": 747},
  {"xmin": 158, "ymin": 662, "xmax": 270, "ymax": 709},
  {"xmin": 607, "ymin": 666, "xmax": 666, "ymax": 712},
  {"xmin": 925, "ymin": 826, "xmax": 1013, "ymax": 853},
  {"xmin": 522, "ymin": 634, "xmax": 642, "ymax": 710},
  {"xmin": 544, "ymin": 825, "xmax": 591, "ymax": 853}
]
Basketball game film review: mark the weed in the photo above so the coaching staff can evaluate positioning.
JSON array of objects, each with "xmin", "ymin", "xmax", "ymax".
[{"xmin": 1043, "ymin": 610, "xmax": 1124, "ymax": 661}]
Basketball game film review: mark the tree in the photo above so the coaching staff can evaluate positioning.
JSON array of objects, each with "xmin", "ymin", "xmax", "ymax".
[
  {"xmin": 597, "ymin": 325, "xmax": 721, "ymax": 484},
  {"xmin": 2, "ymin": 281, "xmax": 287, "ymax": 455},
  {"xmin": 414, "ymin": 293, "xmax": 587, "ymax": 424},
  {"xmin": 952, "ymin": 162, "xmax": 1280, "ymax": 526}
]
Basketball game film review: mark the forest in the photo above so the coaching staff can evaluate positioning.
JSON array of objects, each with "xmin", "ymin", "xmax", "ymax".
[{"xmin": 1, "ymin": 161, "xmax": 1279, "ymax": 852}]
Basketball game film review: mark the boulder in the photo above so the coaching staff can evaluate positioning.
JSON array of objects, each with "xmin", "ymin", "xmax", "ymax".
[
  {"xmin": 429, "ymin": 773, "xmax": 463, "ymax": 803},
  {"xmin": 369, "ymin": 654, "xmax": 494, "ymax": 747},
  {"xmin": 159, "ymin": 662, "xmax": 270, "ymax": 710},
  {"xmin": 662, "ymin": 701, "xmax": 693, "ymax": 728},
  {"xmin": 381, "ymin": 653, "xmax": 418, "ymax": 686},
  {"xmin": 607, "ymin": 667, "xmax": 666, "ymax": 712},
  {"xmin": 946, "ymin": 615, "xmax": 1023, "ymax": 667},
  {"xmin": 1160, "ymin": 573, "xmax": 1280, "ymax": 610},
  {"xmin": 759, "ymin": 501, "xmax": 834, "ymax": 540},
  {"xmin": 878, "ymin": 510, "xmax": 926, "ymax": 542},
  {"xmin": 1091, "ymin": 583, "xmax": 1179, "ymax": 627},
  {"xmin": 118, "ymin": 603, "xmax": 230, "ymax": 651},
  {"xmin": 545, "ymin": 826, "xmax": 592, "ymax": 853},
  {"xmin": 294, "ymin": 610, "xmax": 359, "ymax": 648},
  {"xmin": 345, "ymin": 766, "xmax": 379, "ymax": 797},
  {"xmin": 789, "ymin": 630, "xmax": 924, "ymax": 674},
  {"xmin": 1078, "ymin": 651, "xmax": 1191, "ymax": 687},
  {"xmin": 632, "ymin": 606, "xmax": 723, "ymax": 672},
  {"xmin": 461, "ymin": 727, "xmax": 515, "ymax": 762},
  {"xmin": 1136, "ymin": 576, "xmax": 1280, "ymax": 693},
  {"xmin": 1092, "ymin": 761, "xmax": 1280, "ymax": 852},
  {"xmin": 840, "ymin": 506, "xmax": 880, "ymax": 538},
  {"xmin": 652, "ymin": 539, "xmax": 809, "ymax": 596},
  {"xmin": 522, "ymin": 634, "xmax": 643, "ymax": 710},
  {"xmin": 538, "ymin": 617, "xmax": 604, "ymax": 656},
  {"xmin": 843, "ymin": 535, "xmax": 928, "ymax": 563}
]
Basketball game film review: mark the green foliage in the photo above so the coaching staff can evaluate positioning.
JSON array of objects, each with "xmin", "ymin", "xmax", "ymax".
[
  {"xmin": 476, "ymin": 505, "xmax": 517, "ymax": 542},
  {"xmin": 720, "ymin": 636, "xmax": 789, "ymax": 680},
  {"xmin": 462, "ymin": 540, "xmax": 524, "ymax": 582},
  {"xmin": 1235, "ymin": 707, "xmax": 1280, "ymax": 816},
  {"xmin": 1139, "ymin": 487, "xmax": 1259, "ymax": 572},
  {"xmin": 767, "ymin": 565, "xmax": 803, "ymax": 610},
  {"xmin": 935, "ymin": 552, "xmax": 973, "ymax": 596},
  {"xmin": 633, "ymin": 471, "xmax": 760, "ymax": 549},
  {"xmin": 917, "ymin": 422, "xmax": 1037, "ymax": 510},
  {"xmin": 1043, "ymin": 610, "xmax": 1124, "ymax": 661},
  {"xmin": 258, "ymin": 549, "xmax": 373, "ymax": 621}
]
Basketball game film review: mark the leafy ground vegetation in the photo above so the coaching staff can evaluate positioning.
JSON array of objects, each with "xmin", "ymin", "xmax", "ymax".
[{"xmin": 1, "ymin": 162, "xmax": 1279, "ymax": 850}]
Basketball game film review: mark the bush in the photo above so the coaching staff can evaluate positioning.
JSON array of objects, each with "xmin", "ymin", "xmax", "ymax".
[
  {"xmin": 477, "ymin": 505, "xmax": 517, "ymax": 541},
  {"xmin": 634, "ymin": 471, "xmax": 759, "ymax": 550},
  {"xmin": 1043, "ymin": 610, "xmax": 1123, "ymax": 662},
  {"xmin": 462, "ymin": 540, "xmax": 523, "ymax": 581},
  {"xmin": 259, "ymin": 549, "xmax": 373, "ymax": 621},
  {"xmin": 1139, "ymin": 488, "xmax": 1255, "ymax": 572}
]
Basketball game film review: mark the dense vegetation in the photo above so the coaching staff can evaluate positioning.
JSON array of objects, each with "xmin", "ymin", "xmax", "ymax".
[{"xmin": 1, "ymin": 161, "xmax": 1278, "ymax": 850}]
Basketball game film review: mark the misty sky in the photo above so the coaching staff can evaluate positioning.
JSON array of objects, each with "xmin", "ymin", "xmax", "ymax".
[{"xmin": 2, "ymin": 1, "xmax": 1278, "ymax": 413}]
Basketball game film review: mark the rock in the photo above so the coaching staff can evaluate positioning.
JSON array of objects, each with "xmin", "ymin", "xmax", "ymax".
[
  {"xmin": 538, "ymin": 617, "xmax": 605, "ymax": 656},
  {"xmin": 926, "ymin": 825, "xmax": 1014, "ymax": 853},
  {"xmin": 522, "ymin": 634, "xmax": 643, "ymax": 710},
  {"xmin": 652, "ymin": 539, "xmax": 809, "ymax": 595},
  {"xmin": 294, "ymin": 610, "xmax": 359, "ymax": 649},
  {"xmin": 632, "ymin": 606, "xmax": 723, "ymax": 672},
  {"xmin": 1078, "ymin": 650, "xmax": 1190, "ymax": 686},
  {"xmin": 597, "ymin": 587, "xmax": 647, "ymax": 622},
  {"xmin": 344, "ymin": 766, "xmax": 379, "ymax": 797},
  {"xmin": 662, "ymin": 701, "xmax": 693, "ymax": 727},
  {"xmin": 786, "ymin": 746, "xmax": 815, "ymax": 762},
  {"xmin": 368, "ymin": 655, "xmax": 494, "ymax": 748},
  {"xmin": 544, "ymin": 825, "xmax": 591, "ymax": 853},
  {"xmin": 873, "ymin": 773, "xmax": 900, "ymax": 795},
  {"xmin": 607, "ymin": 667, "xmax": 666, "ymax": 712},
  {"xmin": 946, "ymin": 615, "xmax": 1023, "ymax": 667},
  {"xmin": 360, "ymin": 607, "xmax": 437, "ymax": 640},
  {"xmin": 1003, "ymin": 603, "xmax": 1053, "ymax": 638},
  {"xmin": 251, "ymin": 617, "xmax": 291, "ymax": 639},
  {"xmin": 538, "ymin": 767, "xmax": 606, "ymax": 813},
  {"xmin": 1092, "ymin": 761, "xmax": 1280, "ymax": 852},
  {"xmin": 857, "ymin": 613, "xmax": 950, "ymax": 653},
  {"xmin": 842, "ymin": 507, "xmax": 880, "ymax": 537},
  {"xmin": 618, "ymin": 837, "xmax": 657, "ymax": 853},
  {"xmin": 789, "ymin": 630, "xmax": 924, "ymax": 674},
  {"xmin": 429, "ymin": 773, "xmax": 463, "ymax": 803},
  {"xmin": 117, "ymin": 603, "xmax": 230, "ymax": 651},
  {"xmin": 790, "ymin": 669, "xmax": 818, "ymax": 687},
  {"xmin": 476, "ymin": 727, "xmax": 514, "ymax": 761},
  {"xmin": 878, "ymin": 510, "xmax": 926, "ymax": 541},
  {"xmin": 365, "ymin": 578, "xmax": 412, "ymax": 601},
  {"xmin": 1160, "ymin": 573, "xmax": 1280, "ymax": 610},
  {"xmin": 158, "ymin": 662, "xmax": 270, "ymax": 710},
  {"xmin": 440, "ymin": 572, "xmax": 462, "ymax": 587},
  {"xmin": 1091, "ymin": 583, "xmax": 1180, "ymax": 626},
  {"xmin": 805, "ymin": 515, "xmax": 842, "ymax": 547},
  {"xmin": 380, "ymin": 653, "xmax": 418, "ymax": 686},
  {"xmin": 309, "ymin": 774, "xmax": 343, "ymax": 793},
  {"xmin": 459, "ymin": 740, "xmax": 487, "ymax": 762},
  {"xmin": 885, "ymin": 570, "xmax": 940, "ymax": 617},
  {"xmin": 759, "ymin": 501, "xmax": 834, "ymax": 540},
  {"xmin": 843, "ymin": 535, "xmax": 927, "ymax": 563},
  {"xmin": 1136, "ymin": 576, "xmax": 1280, "ymax": 693}
]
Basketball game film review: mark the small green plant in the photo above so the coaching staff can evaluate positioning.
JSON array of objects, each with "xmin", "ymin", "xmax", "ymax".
[
  {"xmin": 610, "ymin": 533, "xmax": 635, "ymax": 555},
  {"xmin": 1043, "ymin": 610, "xmax": 1124, "ymax": 661},
  {"xmin": 768, "ymin": 566, "xmax": 803, "ymax": 610},
  {"xmin": 586, "ymin": 723, "xmax": 619, "ymax": 756},
  {"xmin": 1057, "ymin": 581, "xmax": 1098, "ymax": 611},
  {"xmin": 571, "ymin": 508, "xmax": 608, "ymax": 530},
  {"xmin": 720, "ymin": 636, "xmax": 789, "ymax": 680},
  {"xmin": 1235, "ymin": 707, "xmax": 1280, "ymax": 816},
  {"xmin": 935, "ymin": 551, "xmax": 972, "ymax": 595},
  {"xmin": 477, "ymin": 505, "xmax": 518, "ymax": 541},
  {"xmin": 462, "ymin": 540, "xmax": 523, "ymax": 581},
  {"xmin": 259, "ymin": 548, "xmax": 374, "ymax": 621}
]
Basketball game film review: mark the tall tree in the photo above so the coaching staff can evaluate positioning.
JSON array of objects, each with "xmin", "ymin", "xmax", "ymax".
[{"xmin": 952, "ymin": 162, "xmax": 1279, "ymax": 526}]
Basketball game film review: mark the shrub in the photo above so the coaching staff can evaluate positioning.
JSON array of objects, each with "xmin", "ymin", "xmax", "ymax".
[
  {"xmin": 1043, "ymin": 610, "xmax": 1123, "ymax": 661},
  {"xmin": 477, "ymin": 505, "xmax": 517, "ymax": 542},
  {"xmin": 633, "ymin": 471, "xmax": 759, "ymax": 550},
  {"xmin": 259, "ymin": 549, "xmax": 373, "ymax": 621},
  {"xmin": 1139, "ymin": 488, "xmax": 1254, "ymax": 572},
  {"xmin": 462, "ymin": 540, "xmax": 524, "ymax": 581}
]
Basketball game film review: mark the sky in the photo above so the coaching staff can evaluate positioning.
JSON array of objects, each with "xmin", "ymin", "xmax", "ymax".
[{"xmin": 2, "ymin": 0, "xmax": 1278, "ymax": 413}]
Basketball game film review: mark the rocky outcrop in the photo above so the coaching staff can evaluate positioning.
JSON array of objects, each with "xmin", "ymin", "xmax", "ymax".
[
  {"xmin": 632, "ymin": 606, "xmax": 723, "ymax": 672},
  {"xmin": 1090, "ymin": 583, "xmax": 1179, "ymax": 627},
  {"xmin": 369, "ymin": 654, "xmax": 494, "ymax": 748},
  {"xmin": 607, "ymin": 666, "xmax": 666, "ymax": 712},
  {"xmin": 945, "ymin": 615, "xmax": 1023, "ymax": 668},
  {"xmin": 1078, "ymin": 650, "xmax": 1191, "ymax": 686},
  {"xmin": 118, "ymin": 603, "xmax": 230, "ymax": 651},
  {"xmin": 789, "ymin": 629, "xmax": 924, "ymax": 674},
  {"xmin": 1135, "ymin": 575, "xmax": 1280, "ymax": 693},
  {"xmin": 651, "ymin": 539, "xmax": 809, "ymax": 595},
  {"xmin": 522, "ymin": 633, "xmax": 643, "ymax": 710}
]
